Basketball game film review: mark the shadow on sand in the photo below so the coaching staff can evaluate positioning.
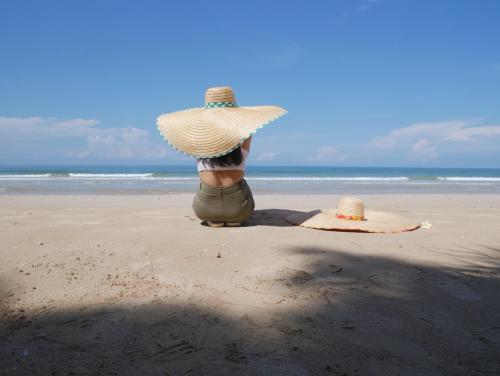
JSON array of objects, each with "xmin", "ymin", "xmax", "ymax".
[
  {"xmin": 1, "ymin": 246, "xmax": 499, "ymax": 375},
  {"xmin": 246, "ymin": 209, "xmax": 306, "ymax": 227}
]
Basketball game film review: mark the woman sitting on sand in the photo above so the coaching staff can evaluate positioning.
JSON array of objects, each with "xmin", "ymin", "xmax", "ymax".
[
  {"xmin": 193, "ymin": 136, "xmax": 253, "ymax": 227},
  {"xmin": 156, "ymin": 86, "xmax": 287, "ymax": 227}
]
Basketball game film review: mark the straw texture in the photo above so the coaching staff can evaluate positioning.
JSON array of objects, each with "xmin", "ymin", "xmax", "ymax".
[
  {"xmin": 336, "ymin": 197, "xmax": 365, "ymax": 220},
  {"xmin": 286, "ymin": 197, "xmax": 420, "ymax": 233},
  {"xmin": 157, "ymin": 87, "xmax": 287, "ymax": 158}
]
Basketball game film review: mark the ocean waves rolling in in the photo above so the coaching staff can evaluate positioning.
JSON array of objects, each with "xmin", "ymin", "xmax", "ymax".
[
  {"xmin": 1, "ymin": 166, "xmax": 499, "ymax": 194},
  {"xmin": 437, "ymin": 177, "xmax": 500, "ymax": 182},
  {"xmin": 0, "ymin": 174, "xmax": 411, "ymax": 181},
  {"xmin": 1, "ymin": 174, "xmax": 500, "ymax": 182}
]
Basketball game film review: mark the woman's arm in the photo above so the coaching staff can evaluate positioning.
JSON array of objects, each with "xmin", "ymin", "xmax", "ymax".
[{"xmin": 241, "ymin": 136, "xmax": 252, "ymax": 153}]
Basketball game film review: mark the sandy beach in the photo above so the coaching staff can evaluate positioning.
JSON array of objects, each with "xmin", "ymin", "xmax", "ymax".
[{"xmin": 1, "ymin": 193, "xmax": 499, "ymax": 375}]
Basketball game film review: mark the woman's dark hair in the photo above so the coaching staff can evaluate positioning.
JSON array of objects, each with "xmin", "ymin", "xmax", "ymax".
[{"xmin": 199, "ymin": 146, "xmax": 243, "ymax": 168}]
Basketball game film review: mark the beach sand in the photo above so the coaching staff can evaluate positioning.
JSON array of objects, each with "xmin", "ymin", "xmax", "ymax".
[{"xmin": 1, "ymin": 194, "xmax": 499, "ymax": 375}]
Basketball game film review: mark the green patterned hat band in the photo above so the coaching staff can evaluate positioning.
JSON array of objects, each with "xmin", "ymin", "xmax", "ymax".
[{"xmin": 205, "ymin": 101, "xmax": 238, "ymax": 109}]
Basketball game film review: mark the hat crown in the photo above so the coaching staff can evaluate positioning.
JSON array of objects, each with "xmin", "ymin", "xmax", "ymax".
[
  {"xmin": 336, "ymin": 197, "xmax": 365, "ymax": 221},
  {"xmin": 205, "ymin": 87, "xmax": 236, "ymax": 104}
]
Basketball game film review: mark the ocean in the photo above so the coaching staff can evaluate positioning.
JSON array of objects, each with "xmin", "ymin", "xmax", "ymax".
[{"xmin": 1, "ymin": 165, "xmax": 500, "ymax": 194}]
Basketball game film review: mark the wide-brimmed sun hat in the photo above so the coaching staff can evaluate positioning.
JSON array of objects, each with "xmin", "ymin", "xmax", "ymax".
[
  {"xmin": 156, "ymin": 86, "xmax": 287, "ymax": 158},
  {"xmin": 286, "ymin": 197, "xmax": 420, "ymax": 233}
]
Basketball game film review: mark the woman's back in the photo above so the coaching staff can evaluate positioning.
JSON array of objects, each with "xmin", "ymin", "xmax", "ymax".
[
  {"xmin": 199, "ymin": 170, "xmax": 245, "ymax": 187},
  {"xmin": 197, "ymin": 138, "xmax": 251, "ymax": 187}
]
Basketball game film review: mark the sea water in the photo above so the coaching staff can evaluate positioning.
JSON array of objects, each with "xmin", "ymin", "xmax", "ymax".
[{"xmin": 1, "ymin": 165, "xmax": 500, "ymax": 194}]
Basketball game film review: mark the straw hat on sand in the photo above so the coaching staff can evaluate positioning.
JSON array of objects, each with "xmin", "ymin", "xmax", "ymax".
[
  {"xmin": 156, "ymin": 86, "xmax": 287, "ymax": 158},
  {"xmin": 286, "ymin": 197, "xmax": 420, "ymax": 233}
]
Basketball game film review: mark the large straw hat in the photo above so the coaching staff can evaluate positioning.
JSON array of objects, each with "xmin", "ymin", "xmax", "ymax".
[
  {"xmin": 286, "ymin": 197, "xmax": 420, "ymax": 233},
  {"xmin": 156, "ymin": 86, "xmax": 287, "ymax": 158}
]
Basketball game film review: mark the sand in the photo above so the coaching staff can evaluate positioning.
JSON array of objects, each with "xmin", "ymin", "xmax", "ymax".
[{"xmin": 1, "ymin": 194, "xmax": 499, "ymax": 375}]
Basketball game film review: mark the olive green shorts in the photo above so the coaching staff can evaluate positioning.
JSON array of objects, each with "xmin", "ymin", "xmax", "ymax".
[{"xmin": 192, "ymin": 179, "xmax": 255, "ymax": 223}]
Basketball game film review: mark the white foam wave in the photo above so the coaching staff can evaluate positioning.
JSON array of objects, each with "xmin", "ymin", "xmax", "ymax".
[
  {"xmin": 0, "ymin": 174, "xmax": 52, "ymax": 179},
  {"xmin": 68, "ymin": 173, "xmax": 154, "ymax": 178},
  {"xmin": 438, "ymin": 177, "xmax": 500, "ymax": 182},
  {"xmin": 1, "ymin": 174, "xmax": 499, "ymax": 184}
]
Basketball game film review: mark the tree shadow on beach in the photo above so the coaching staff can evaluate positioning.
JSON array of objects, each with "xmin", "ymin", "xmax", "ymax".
[{"xmin": 1, "ymin": 246, "xmax": 500, "ymax": 375}]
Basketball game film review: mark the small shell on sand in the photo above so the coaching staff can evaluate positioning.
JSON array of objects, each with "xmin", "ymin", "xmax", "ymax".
[{"xmin": 421, "ymin": 221, "xmax": 432, "ymax": 229}]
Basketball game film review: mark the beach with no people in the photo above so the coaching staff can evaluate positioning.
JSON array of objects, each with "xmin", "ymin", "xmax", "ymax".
[{"xmin": 1, "ymin": 193, "xmax": 499, "ymax": 375}]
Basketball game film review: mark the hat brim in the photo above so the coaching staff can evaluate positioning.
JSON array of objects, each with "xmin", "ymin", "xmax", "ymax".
[
  {"xmin": 157, "ymin": 105, "xmax": 287, "ymax": 158},
  {"xmin": 286, "ymin": 209, "xmax": 420, "ymax": 233}
]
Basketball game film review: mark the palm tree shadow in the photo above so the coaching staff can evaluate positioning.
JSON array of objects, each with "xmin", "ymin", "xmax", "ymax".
[{"xmin": 1, "ymin": 245, "xmax": 500, "ymax": 375}]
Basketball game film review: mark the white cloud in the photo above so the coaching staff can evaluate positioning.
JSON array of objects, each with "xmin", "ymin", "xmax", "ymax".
[
  {"xmin": 0, "ymin": 116, "xmax": 174, "ymax": 161},
  {"xmin": 66, "ymin": 127, "xmax": 170, "ymax": 160},
  {"xmin": 0, "ymin": 116, "xmax": 99, "ymax": 137},
  {"xmin": 54, "ymin": 118, "xmax": 99, "ymax": 128},
  {"xmin": 370, "ymin": 121, "xmax": 466, "ymax": 149},
  {"xmin": 369, "ymin": 120, "xmax": 500, "ymax": 163},
  {"xmin": 256, "ymin": 152, "xmax": 277, "ymax": 162},
  {"xmin": 447, "ymin": 125, "xmax": 500, "ymax": 141},
  {"xmin": 0, "ymin": 116, "xmax": 43, "ymax": 129},
  {"xmin": 307, "ymin": 145, "xmax": 346, "ymax": 163},
  {"xmin": 410, "ymin": 138, "xmax": 438, "ymax": 161},
  {"xmin": 371, "ymin": 121, "xmax": 500, "ymax": 147}
]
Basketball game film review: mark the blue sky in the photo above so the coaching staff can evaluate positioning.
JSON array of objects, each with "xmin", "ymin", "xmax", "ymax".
[{"xmin": 1, "ymin": 0, "xmax": 499, "ymax": 167}]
